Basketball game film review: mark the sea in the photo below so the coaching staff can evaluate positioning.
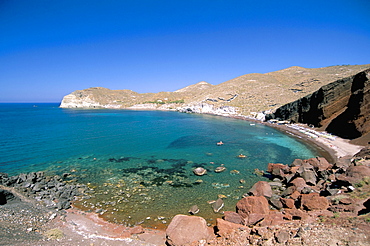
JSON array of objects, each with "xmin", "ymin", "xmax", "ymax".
[{"xmin": 0, "ymin": 103, "xmax": 320, "ymax": 228}]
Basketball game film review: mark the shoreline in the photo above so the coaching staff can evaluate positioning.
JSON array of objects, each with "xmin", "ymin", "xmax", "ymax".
[{"xmin": 2, "ymin": 109, "xmax": 367, "ymax": 245}]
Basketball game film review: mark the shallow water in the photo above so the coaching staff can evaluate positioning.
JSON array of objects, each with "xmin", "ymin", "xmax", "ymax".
[{"xmin": 0, "ymin": 103, "xmax": 320, "ymax": 228}]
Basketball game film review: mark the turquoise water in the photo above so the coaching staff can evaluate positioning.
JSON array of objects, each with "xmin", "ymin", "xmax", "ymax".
[{"xmin": 0, "ymin": 103, "xmax": 319, "ymax": 228}]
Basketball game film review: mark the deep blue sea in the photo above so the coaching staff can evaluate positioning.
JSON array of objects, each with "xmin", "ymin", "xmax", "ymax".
[{"xmin": 0, "ymin": 103, "xmax": 320, "ymax": 227}]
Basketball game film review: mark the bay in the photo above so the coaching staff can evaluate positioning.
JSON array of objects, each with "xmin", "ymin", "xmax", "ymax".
[{"xmin": 0, "ymin": 103, "xmax": 319, "ymax": 228}]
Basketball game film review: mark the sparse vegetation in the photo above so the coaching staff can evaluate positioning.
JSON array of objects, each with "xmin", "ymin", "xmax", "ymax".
[{"xmin": 44, "ymin": 228, "xmax": 64, "ymax": 240}]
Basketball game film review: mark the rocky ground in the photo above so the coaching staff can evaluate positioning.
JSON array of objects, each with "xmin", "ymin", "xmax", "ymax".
[{"xmin": 1, "ymin": 130, "xmax": 370, "ymax": 245}]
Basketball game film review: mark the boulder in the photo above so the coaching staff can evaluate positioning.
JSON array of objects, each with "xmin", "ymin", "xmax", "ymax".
[
  {"xmin": 223, "ymin": 211, "xmax": 243, "ymax": 225},
  {"xmin": 236, "ymin": 196, "xmax": 270, "ymax": 218},
  {"xmin": 289, "ymin": 177, "xmax": 307, "ymax": 192},
  {"xmin": 216, "ymin": 218, "xmax": 250, "ymax": 237},
  {"xmin": 306, "ymin": 157, "xmax": 332, "ymax": 171},
  {"xmin": 258, "ymin": 211, "xmax": 285, "ymax": 226},
  {"xmin": 301, "ymin": 169, "xmax": 317, "ymax": 185},
  {"xmin": 299, "ymin": 193, "xmax": 329, "ymax": 211},
  {"xmin": 248, "ymin": 181, "xmax": 272, "ymax": 198},
  {"xmin": 280, "ymin": 198, "xmax": 295, "ymax": 209},
  {"xmin": 267, "ymin": 163, "xmax": 289, "ymax": 177},
  {"xmin": 275, "ymin": 230, "xmax": 290, "ymax": 244},
  {"xmin": 166, "ymin": 215, "xmax": 214, "ymax": 246},
  {"xmin": 337, "ymin": 165, "xmax": 370, "ymax": 185},
  {"xmin": 283, "ymin": 209, "xmax": 308, "ymax": 220}
]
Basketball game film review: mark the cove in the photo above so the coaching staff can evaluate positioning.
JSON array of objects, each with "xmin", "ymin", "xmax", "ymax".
[{"xmin": 0, "ymin": 103, "xmax": 320, "ymax": 228}]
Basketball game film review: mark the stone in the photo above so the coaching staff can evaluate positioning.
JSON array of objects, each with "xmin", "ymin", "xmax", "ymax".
[
  {"xmin": 290, "ymin": 190, "xmax": 301, "ymax": 200},
  {"xmin": 269, "ymin": 198, "xmax": 283, "ymax": 210},
  {"xmin": 267, "ymin": 163, "xmax": 289, "ymax": 177},
  {"xmin": 275, "ymin": 230, "xmax": 290, "ymax": 244},
  {"xmin": 291, "ymin": 159, "xmax": 304, "ymax": 167},
  {"xmin": 280, "ymin": 198, "xmax": 295, "ymax": 209},
  {"xmin": 214, "ymin": 166, "xmax": 226, "ymax": 173},
  {"xmin": 289, "ymin": 177, "xmax": 307, "ymax": 192},
  {"xmin": 212, "ymin": 198, "xmax": 224, "ymax": 213},
  {"xmin": 223, "ymin": 211, "xmax": 243, "ymax": 225},
  {"xmin": 337, "ymin": 165, "xmax": 370, "ymax": 185},
  {"xmin": 166, "ymin": 214, "xmax": 214, "ymax": 246},
  {"xmin": 248, "ymin": 181, "xmax": 272, "ymax": 198},
  {"xmin": 283, "ymin": 209, "xmax": 308, "ymax": 220},
  {"xmin": 57, "ymin": 199, "xmax": 71, "ymax": 210},
  {"xmin": 301, "ymin": 169, "xmax": 317, "ymax": 185},
  {"xmin": 188, "ymin": 205, "xmax": 199, "ymax": 215},
  {"xmin": 236, "ymin": 196, "xmax": 270, "ymax": 218},
  {"xmin": 281, "ymin": 186, "xmax": 296, "ymax": 197},
  {"xmin": 216, "ymin": 218, "xmax": 250, "ymax": 237},
  {"xmin": 258, "ymin": 211, "xmax": 285, "ymax": 226},
  {"xmin": 306, "ymin": 157, "xmax": 332, "ymax": 171},
  {"xmin": 299, "ymin": 193, "xmax": 329, "ymax": 211},
  {"xmin": 246, "ymin": 213, "xmax": 265, "ymax": 225},
  {"xmin": 193, "ymin": 167, "xmax": 207, "ymax": 176}
]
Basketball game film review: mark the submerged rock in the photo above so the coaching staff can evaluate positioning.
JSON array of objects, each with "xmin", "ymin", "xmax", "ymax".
[
  {"xmin": 193, "ymin": 167, "xmax": 207, "ymax": 176},
  {"xmin": 212, "ymin": 198, "xmax": 224, "ymax": 213},
  {"xmin": 214, "ymin": 166, "xmax": 226, "ymax": 173},
  {"xmin": 188, "ymin": 205, "xmax": 200, "ymax": 215}
]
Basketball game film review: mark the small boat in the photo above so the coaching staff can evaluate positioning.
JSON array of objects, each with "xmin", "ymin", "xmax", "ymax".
[
  {"xmin": 237, "ymin": 154, "xmax": 246, "ymax": 158},
  {"xmin": 216, "ymin": 141, "xmax": 224, "ymax": 146}
]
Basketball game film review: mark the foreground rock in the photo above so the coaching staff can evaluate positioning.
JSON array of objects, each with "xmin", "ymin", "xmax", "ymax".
[{"xmin": 166, "ymin": 214, "xmax": 215, "ymax": 246}]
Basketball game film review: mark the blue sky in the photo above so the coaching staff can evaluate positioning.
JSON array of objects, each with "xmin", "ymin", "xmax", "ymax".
[{"xmin": 0, "ymin": 0, "xmax": 369, "ymax": 102}]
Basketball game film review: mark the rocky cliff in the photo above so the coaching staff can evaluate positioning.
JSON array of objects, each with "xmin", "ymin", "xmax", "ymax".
[
  {"xmin": 60, "ymin": 64, "xmax": 370, "ymax": 141},
  {"xmin": 266, "ymin": 68, "xmax": 370, "ymax": 143}
]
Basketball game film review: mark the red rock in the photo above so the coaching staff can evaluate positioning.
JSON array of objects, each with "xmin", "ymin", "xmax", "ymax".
[
  {"xmin": 283, "ymin": 209, "xmax": 308, "ymax": 220},
  {"xmin": 280, "ymin": 198, "xmax": 295, "ymax": 209},
  {"xmin": 290, "ymin": 166, "xmax": 300, "ymax": 174},
  {"xmin": 291, "ymin": 159, "xmax": 304, "ymax": 167},
  {"xmin": 281, "ymin": 186, "xmax": 296, "ymax": 197},
  {"xmin": 301, "ymin": 169, "xmax": 317, "ymax": 185},
  {"xmin": 337, "ymin": 165, "xmax": 370, "ymax": 185},
  {"xmin": 299, "ymin": 193, "xmax": 329, "ymax": 211},
  {"xmin": 267, "ymin": 163, "xmax": 289, "ymax": 176},
  {"xmin": 290, "ymin": 190, "xmax": 301, "ymax": 200},
  {"xmin": 129, "ymin": 226, "xmax": 144, "ymax": 234},
  {"xmin": 223, "ymin": 211, "xmax": 243, "ymax": 225},
  {"xmin": 246, "ymin": 213, "xmax": 265, "ymax": 225},
  {"xmin": 275, "ymin": 230, "xmax": 290, "ymax": 244},
  {"xmin": 236, "ymin": 196, "xmax": 270, "ymax": 218},
  {"xmin": 258, "ymin": 211, "xmax": 285, "ymax": 226},
  {"xmin": 248, "ymin": 181, "xmax": 272, "ymax": 198},
  {"xmin": 216, "ymin": 218, "xmax": 250, "ymax": 237},
  {"xmin": 306, "ymin": 157, "xmax": 332, "ymax": 171},
  {"xmin": 290, "ymin": 177, "xmax": 307, "ymax": 192},
  {"xmin": 166, "ymin": 214, "xmax": 214, "ymax": 246}
]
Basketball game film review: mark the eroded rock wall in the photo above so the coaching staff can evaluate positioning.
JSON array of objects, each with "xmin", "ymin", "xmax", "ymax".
[{"xmin": 267, "ymin": 69, "xmax": 370, "ymax": 140}]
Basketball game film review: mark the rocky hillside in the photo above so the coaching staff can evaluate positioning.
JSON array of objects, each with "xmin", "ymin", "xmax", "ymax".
[{"xmin": 60, "ymin": 64, "xmax": 370, "ymax": 141}]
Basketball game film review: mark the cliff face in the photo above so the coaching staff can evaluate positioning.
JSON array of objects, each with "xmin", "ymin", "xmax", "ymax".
[{"xmin": 266, "ymin": 69, "xmax": 370, "ymax": 141}]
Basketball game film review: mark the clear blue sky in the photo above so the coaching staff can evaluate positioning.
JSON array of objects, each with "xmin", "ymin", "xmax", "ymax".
[{"xmin": 1, "ymin": 0, "xmax": 369, "ymax": 102}]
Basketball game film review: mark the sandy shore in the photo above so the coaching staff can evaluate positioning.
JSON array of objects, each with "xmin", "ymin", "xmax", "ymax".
[{"xmin": 268, "ymin": 122, "xmax": 364, "ymax": 162}]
